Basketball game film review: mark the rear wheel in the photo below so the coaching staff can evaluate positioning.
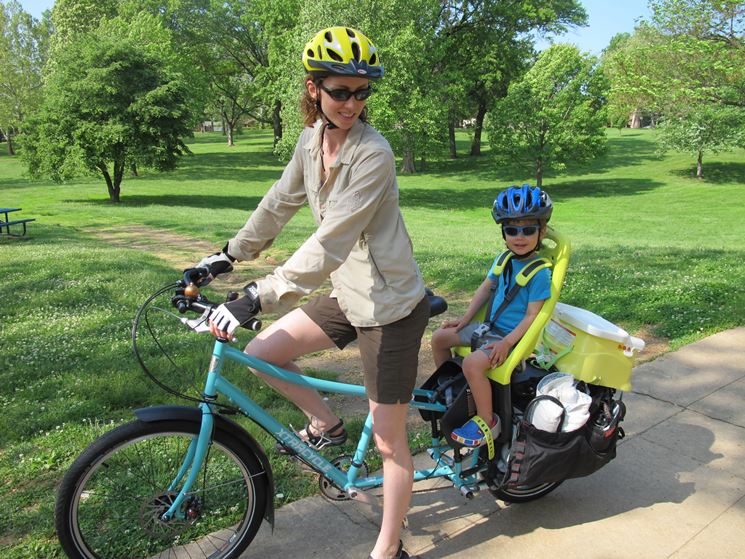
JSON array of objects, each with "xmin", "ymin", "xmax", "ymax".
[
  {"xmin": 56, "ymin": 419, "xmax": 268, "ymax": 559},
  {"xmin": 489, "ymin": 480, "xmax": 562, "ymax": 503}
]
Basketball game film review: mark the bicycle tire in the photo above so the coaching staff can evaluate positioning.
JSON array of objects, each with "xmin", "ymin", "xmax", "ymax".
[
  {"xmin": 55, "ymin": 419, "xmax": 268, "ymax": 559},
  {"xmin": 489, "ymin": 480, "xmax": 562, "ymax": 503}
]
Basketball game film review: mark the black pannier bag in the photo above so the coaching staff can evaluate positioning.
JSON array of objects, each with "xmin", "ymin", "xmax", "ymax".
[
  {"xmin": 417, "ymin": 358, "xmax": 550, "ymax": 449},
  {"xmin": 501, "ymin": 391, "xmax": 626, "ymax": 488},
  {"xmin": 416, "ymin": 360, "xmax": 478, "ymax": 445}
]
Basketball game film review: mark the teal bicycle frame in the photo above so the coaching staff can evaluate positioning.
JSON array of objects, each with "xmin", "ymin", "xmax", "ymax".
[{"xmin": 161, "ymin": 337, "xmax": 482, "ymax": 521}]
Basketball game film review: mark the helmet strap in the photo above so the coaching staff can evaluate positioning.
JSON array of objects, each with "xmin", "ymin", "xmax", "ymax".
[
  {"xmin": 316, "ymin": 99, "xmax": 338, "ymax": 129},
  {"xmin": 314, "ymin": 80, "xmax": 339, "ymax": 130}
]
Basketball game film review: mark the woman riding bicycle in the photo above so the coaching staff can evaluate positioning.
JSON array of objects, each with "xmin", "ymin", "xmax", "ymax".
[{"xmin": 193, "ymin": 26, "xmax": 427, "ymax": 559}]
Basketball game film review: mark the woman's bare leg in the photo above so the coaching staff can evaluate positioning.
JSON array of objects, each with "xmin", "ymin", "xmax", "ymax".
[
  {"xmin": 369, "ymin": 400, "xmax": 412, "ymax": 559},
  {"xmin": 245, "ymin": 308, "xmax": 340, "ymax": 431}
]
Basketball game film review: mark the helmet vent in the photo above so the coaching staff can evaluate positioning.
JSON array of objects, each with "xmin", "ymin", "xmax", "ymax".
[
  {"xmin": 325, "ymin": 30, "xmax": 333, "ymax": 42},
  {"xmin": 370, "ymin": 53, "xmax": 377, "ymax": 64},
  {"xmin": 351, "ymin": 42, "xmax": 361, "ymax": 62},
  {"xmin": 327, "ymin": 48, "xmax": 343, "ymax": 62},
  {"xmin": 307, "ymin": 48, "xmax": 315, "ymax": 59},
  {"xmin": 346, "ymin": 28, "xmax": 356, "ymax": 38}
]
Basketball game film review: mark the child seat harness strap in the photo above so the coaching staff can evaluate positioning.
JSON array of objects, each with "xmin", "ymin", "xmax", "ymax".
[{"xmin": 483, "ymin": 250, "xmax": 552, "ymax": 332}]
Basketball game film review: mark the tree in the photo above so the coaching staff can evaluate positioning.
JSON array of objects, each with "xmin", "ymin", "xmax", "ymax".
[
  {"xmin": 151, "ymin": 0, "xmax": 298, "ymax": 147},
  {"xmin": 271, "ymin": 0, "xmax": 456, "ymax": 172},
  {"xmin": 657, "ymin": 104, "xmax": 745, "ymax": 178},
  {"xmin": 433, "ymin": 0, "xmax": 588, "ymax": 157},
  {"xmin": 487, "ymin": 44, "xmax": 608, "ymax": 187},
  {"xmin": 0, "ymin": 0, "xmax": 50, "ymax": 155},
  {"xmin": 601, "ymin": 25, "xmax": 667, "ymax": 129},
  {"xmin": 20, "ymin": 32, "xmax": 193, "ymax": 202},
  {"xmin": 648, "ymin": 0, "xmax": 745, "ymax": 108}
]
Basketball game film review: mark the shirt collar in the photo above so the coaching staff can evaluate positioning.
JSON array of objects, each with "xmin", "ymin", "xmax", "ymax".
[{"xmin": 304, "ymin": 119, "xmax": 366, "ymax": 167}]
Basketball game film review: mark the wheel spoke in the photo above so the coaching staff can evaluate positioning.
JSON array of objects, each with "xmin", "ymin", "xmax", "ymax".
[{"xmin": 56, "ymin": 420, "xmax": 267, "ymax": 559}]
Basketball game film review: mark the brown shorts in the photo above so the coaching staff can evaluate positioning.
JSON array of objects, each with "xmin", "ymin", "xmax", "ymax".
[{"xmin": 301, "ymin": 294, "xmax": 430, "ymax": 404}]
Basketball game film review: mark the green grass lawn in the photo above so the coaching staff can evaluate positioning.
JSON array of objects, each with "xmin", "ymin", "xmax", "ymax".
[{"xmin": 1, "ymin": 128, "xmax": 744, "ymax": 557}]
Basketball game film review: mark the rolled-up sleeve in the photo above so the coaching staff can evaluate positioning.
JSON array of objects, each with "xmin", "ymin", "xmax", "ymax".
[{"xmin": 227, "ymin": 138, "xmax": 307, "ymax": 262}]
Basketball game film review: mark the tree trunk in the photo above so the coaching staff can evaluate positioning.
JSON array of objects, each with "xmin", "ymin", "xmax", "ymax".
[
  {"xmin": 272, "ymin": 99, "xmax": 282, "ymax": 147},
  {"xmin": 470, "ymin": 102, "xmax": 487, "ymax": 156},
  {"xmin": 697, "ymin": 150, "xmax": 704, "ymax": 179},
  {"xmin": 98, "ymin": 162, "xmax": 121, "ymax": 203},
  {"xmin": 130, "ymin": 162, "xmax": 138, "ymax": 177},
  {"xmin": 400, "ymin": 149, "xmax": 416, "ymax": 174},
  {"xmin": 226, "ymin": 122, "xmax": 235, "ymax": 147},
  {"xmin": 448, "ymin": 114, "xmax": 457, "ymax": 159},
  {"xmin": 629, "ymin": 108, "xmax": 642, "ymax": 128},
  {"xmin": 535, "ymin": 159, "xmax": 543, "ymax": 188}
]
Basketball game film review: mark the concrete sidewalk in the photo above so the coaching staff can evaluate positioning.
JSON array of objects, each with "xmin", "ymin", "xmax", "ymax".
[{"xmin": 241, "ymin": 327, "xmax": 745, "ymax": 559}]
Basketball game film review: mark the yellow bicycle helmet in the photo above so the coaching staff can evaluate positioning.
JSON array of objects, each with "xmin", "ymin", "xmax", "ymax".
[{"xmin": 302, "ymin": 26, "xmax": 384, "ymax": 79}]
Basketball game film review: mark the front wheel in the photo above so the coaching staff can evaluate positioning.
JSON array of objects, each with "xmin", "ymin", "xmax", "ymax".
[{"xmin": 55, "ymin": 419, "xmax": 268, "ymax": 559}]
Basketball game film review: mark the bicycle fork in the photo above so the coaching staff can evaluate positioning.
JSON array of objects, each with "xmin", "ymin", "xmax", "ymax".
[
  {"xmin": 161, "ymin": 402, "xmax": 216, "ymax": 521},
  {"xmin": 160, "ymin": 343, "xmax": 227, "ymax": 522}
]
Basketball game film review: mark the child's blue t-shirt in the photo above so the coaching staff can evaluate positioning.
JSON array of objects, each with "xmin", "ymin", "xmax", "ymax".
[{"xmin": 485, "ymin": 255, "xmax": 552, "ymax": 335}]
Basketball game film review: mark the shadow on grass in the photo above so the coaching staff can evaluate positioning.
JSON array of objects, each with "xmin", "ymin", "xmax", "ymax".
[
  {"xmin": 147, "ymin": 150, "xmax": 283, "ymax": 183},
  {"xmin": 400, "ymin": 178, "xmax": 664, "ymax": 210},
  {"xmin": 572, "ymin": 131, "xmax": 662, "ymax": 174},
  {"xmin": 62, "ymin": 193, "xmax": 265, "ymax": 210},
  {"xmin": 412, "ymin": 130, "xmax": 662, "ymax": 182},
  {"xmin": 669, "ymin": 161, "xmax": 745, "ymax": 185}
]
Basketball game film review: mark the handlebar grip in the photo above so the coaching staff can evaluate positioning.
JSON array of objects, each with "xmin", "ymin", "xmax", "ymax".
[{"xmin": 244, "ymin": 318, "xmax": 262, "ymax": 331}]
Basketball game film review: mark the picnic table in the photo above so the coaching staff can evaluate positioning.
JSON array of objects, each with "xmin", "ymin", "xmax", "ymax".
[{"xmin": 1, "ymin": 207, "xmax": 35, "ymax": 237}]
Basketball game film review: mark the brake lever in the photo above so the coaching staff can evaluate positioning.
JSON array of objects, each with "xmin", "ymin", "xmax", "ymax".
[{"xmin": 179, "ymin": 309, "xmax": 213, "ymax": 333}]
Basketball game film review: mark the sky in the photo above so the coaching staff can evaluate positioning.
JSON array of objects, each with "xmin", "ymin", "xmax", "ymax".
[{"xmin": 18, "ymin": 0, "xmax": 652, "ymax": 55}]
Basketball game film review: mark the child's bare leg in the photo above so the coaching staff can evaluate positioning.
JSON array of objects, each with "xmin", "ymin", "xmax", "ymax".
[
  {"xmin": 430, "ymin": 327, "xmax": 462, "ymax": 367},
  {"xmin": 462, "ymin": 350, "xmax": 494, "ymax": 423}
]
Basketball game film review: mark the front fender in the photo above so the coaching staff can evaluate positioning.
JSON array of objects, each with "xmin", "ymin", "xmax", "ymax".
[{"xmin": 134, "ymin": 405, "xmax": 275, "ymax": 529}]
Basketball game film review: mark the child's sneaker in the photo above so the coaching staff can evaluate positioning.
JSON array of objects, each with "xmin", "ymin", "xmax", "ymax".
[{"xmin": 451, "ymin": 414, "xmax": 500, "ymax": 447}]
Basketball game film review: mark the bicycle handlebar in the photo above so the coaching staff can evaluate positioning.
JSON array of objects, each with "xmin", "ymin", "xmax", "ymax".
[{"xmin": 173, "ymin": 270, "xmax": 262, "ymax": 332}]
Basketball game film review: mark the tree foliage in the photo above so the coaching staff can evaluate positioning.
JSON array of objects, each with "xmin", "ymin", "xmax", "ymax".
[
  {"xmin": 487, "ymin": 44, "xmax": 607, "ymax": 187},
  {"xmin": 657, "ymin": 104, "xmax": 745, "ymax": 178},
  {"xmin": 272, "ymin": 0, "xmax": 587, "ymax": 173},
  {"xmin": 649, "ymin": 0, "xmax": 745, "ymax": 108},
  {"xmin": 11, "ymin": 0, "xmax": 602, "ymax": 185},
  {"xmin": 0, "ymin": 0, "xmax": 50, "ymax": 154},
  {"xmin": 602, "ymin": 1, "xmax": 745, "ymax": 175},
  {"xmin": 20, "ymin": 30, "xmax": 193, "ymax": 202},
  {"xmin": 601, "ymin": 25, "xmax": 667, "ymax": 128},
  {"xmin": 435, "ymin": 0, "xmax": 588, "ymax": 157}
]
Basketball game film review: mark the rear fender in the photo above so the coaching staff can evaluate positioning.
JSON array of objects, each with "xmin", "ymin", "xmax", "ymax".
[{"xmin": 134, "ymin": 405, "xmax": 275, "ymax": 529}]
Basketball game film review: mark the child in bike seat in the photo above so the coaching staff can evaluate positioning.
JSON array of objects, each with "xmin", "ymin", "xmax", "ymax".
[{"xmin": 430, "ymin": 184, "xmax": 553, "ymax": 447}]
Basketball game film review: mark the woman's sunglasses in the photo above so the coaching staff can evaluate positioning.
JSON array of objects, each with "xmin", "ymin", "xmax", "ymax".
[
  {"xmin": 320, "ymin": 84, "xmax": 374, "ymax": 101},
  {"xmin": 503, "ymin": 224, "xmax": 539, "ymax": 237}
]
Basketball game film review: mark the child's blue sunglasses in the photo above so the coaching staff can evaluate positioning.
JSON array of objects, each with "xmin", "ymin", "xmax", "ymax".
[{"xmin": 503, "ymin": 224, "xmax": 539, "ymax": 237}]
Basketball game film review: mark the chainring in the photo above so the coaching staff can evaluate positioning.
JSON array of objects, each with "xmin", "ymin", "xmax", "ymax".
[{"xmin": 318, "ymin": 454, "xmax": 369, "ymax": 501}]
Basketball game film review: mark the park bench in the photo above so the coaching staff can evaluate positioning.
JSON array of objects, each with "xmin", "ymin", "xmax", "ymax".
[{"xmin": 1, "ymin": 207, "xmax": 36, "ymax": 237}]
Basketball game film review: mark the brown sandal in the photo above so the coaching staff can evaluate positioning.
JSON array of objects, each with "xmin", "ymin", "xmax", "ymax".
[{"xmin": 276, "ymin": 419, "xmax": 347, "ymax": 455}]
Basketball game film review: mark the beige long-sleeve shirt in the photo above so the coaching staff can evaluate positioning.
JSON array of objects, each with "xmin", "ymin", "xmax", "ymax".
[{"xmin": 226, "ymin": 119, "xmax": 425, "ymax": 327}]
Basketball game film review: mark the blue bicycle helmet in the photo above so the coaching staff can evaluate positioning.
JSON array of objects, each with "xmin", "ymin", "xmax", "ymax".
[{"xmin": 492, "ymin": 184, "xmax": 553, "ymax": 224}]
